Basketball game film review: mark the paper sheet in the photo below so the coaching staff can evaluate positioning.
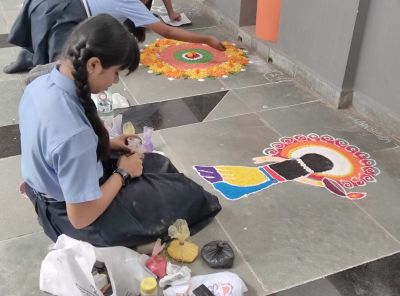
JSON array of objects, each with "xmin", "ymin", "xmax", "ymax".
[{"xmin": 160, "ymin": 13, "xmax": 192, "ymax": 26}]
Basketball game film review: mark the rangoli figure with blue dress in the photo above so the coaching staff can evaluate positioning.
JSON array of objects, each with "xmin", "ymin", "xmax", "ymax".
[{"xmin": 194, "ymin": 134, "xmax": 380, "ymax": 200}]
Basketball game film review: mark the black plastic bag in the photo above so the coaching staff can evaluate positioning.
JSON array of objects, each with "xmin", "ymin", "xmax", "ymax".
[{"xmin": 201, "ymin": 240, "xmax": 234, "ymax": 268}]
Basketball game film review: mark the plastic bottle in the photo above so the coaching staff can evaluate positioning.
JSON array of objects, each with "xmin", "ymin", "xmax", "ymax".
[
  {"xmin": 140, "ymin": 277, "xmax": 158, "ymax": 296},
  {"xmin": 96, "ymin": 91, "xmax": 113, "ymax": 114}
]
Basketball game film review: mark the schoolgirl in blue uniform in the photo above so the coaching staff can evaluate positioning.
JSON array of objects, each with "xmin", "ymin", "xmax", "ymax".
[{"xmin": 19, "ymin": 14, "xmax": 221, "ymax": 247}]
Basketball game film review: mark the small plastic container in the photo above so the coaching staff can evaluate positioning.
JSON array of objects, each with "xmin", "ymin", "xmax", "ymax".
[
  {"xmin": 140, "ymin": 277, "xmax": 158, "ymax": 296},
  {"xmin": 96, "ymin": 91, "xmax": 113, "ymax": 114}
]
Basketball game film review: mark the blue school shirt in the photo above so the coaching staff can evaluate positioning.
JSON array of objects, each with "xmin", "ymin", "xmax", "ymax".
[
  {"xmin": 19, "ymin": 67, "xmax": 103, "ymax": 203},
  {"xmin": 87, "ymin": 0, "xmax": 159, "ymax": 27}
]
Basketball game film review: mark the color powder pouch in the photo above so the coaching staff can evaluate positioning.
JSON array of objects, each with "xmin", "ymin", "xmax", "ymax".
[
  {"xmin": 167, "ymin": 219, "xmax": 199, "ymax": 263},
  {"xmin": 145, "ymin": 239, "xmax": 167, "ymax": 278}
]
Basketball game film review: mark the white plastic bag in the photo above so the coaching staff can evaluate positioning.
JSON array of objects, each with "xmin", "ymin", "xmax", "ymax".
[
  {"xmin": 190, "ymin": 272, "xmax": 248, "ymax": 296},
  {"xmin": 40, "ymin": 234, "xmax": 153, "ymax": 296},
  {"xmin": 159, "ymin": 262, "xmax": 191, "ymax": 288},
  {"xmin": 103, "ymin": 114, "xmax": 123, "ymax": 138},
  {"xmin": 112, "ymin": 93, "xmax": 130, "ymax": 109},
  {"xmin": 163, "ymin": 272, "xmax": 248, "ymax": 296}
]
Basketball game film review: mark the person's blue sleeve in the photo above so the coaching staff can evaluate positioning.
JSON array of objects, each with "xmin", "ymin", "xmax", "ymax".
[
  {"xmin": 117, "ymin": 0, "xmax": 160, "ymax": 27},
  {"xmin": 51, "ymin": 128, "xmax": 103, "ymax": 204}
]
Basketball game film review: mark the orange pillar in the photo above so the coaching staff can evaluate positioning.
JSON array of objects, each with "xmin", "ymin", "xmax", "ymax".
[{"xmin": 255, "ymin": 0, "xmax": 282, "ymax": 42}]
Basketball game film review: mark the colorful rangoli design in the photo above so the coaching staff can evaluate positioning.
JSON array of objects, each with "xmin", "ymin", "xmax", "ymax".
[
  {"xmin": 140, "ymin": 39, "xmax": 249, "ymax": 80},
  {"xmin": 194, "ymin": 134, "xmax": 380, "ymax": 200}
]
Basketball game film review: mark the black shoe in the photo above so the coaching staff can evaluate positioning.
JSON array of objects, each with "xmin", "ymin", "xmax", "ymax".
[{"xmin": 3, "ymin": 49, "xmax": 33, "ymax": 74}]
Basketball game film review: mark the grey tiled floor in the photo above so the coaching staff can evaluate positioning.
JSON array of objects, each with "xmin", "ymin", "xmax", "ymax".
[{"xmin": 1, "ymin": 0, "xmax": 400, "ymax": 295}]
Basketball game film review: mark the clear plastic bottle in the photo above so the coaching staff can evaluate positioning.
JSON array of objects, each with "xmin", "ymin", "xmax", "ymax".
[
  {"xmin": 140, "ymin": 277, "xmax": 158, "ymax": 296},
  {"xmin": 96, "ymin": 91, "xmax": 113, "ymax": 114}
]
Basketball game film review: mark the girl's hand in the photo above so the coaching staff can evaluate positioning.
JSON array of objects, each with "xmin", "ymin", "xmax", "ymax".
[
  {"xmin": 118, "ymin": 153, "xmax": 143, "ymax": 178},
  {"xmin": 169, "ymin": 11, "xmax": 181, "ymax": 22},
  {"xmin": 207, "ymin": 36, "xmax": 226, "ymax": 51},
  {"xmin": 110, "ymin": 134, "xmax": 141, "ymax": 154}
]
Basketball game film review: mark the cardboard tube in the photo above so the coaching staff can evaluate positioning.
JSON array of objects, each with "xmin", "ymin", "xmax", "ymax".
[{"xmin": 256, "ymin": 0, "xmax": 281, "ymax": 42}]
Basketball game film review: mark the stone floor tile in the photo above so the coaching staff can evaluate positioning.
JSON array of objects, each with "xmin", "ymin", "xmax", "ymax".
[
  {"xmin": 3, "ymin": 9, "xmax": 19, "ymax": 31},
  {"xmin": 213, "ymin": 182, "xmax": 400, "ymax": 293},
  {"xmin": 108, "ymin": 80, "xmax": 138, "ymax": 106},
  {"xmin": 152, "ymin": 0, "xmax": 218, "ymax": 30},
  {"xmin": 234, "ymin": 81, "xmax": 320, "ymax": 112},
  {"xmin": 0, "ymin": 124, "xmax": 20, "ymax": 158},
  {"xmin": 0, "ymin": 14, "xmax": 7, "ymax": 34},
  {"xmin": 159, "ymin": 113, "xmax": 280, "ymax": 167},
  {"xmin": 270, "ymin": 252, "xmax": 400, "ymax": 296},
  {"xmin": 120, "ymin": 90, "xmax": 226, "ymax": 131},
  {"xmin": 354, "ymin": 147, "xmax": 400, "ymax": 241},
  {"xmin": 257, "ymin": 101, "xmax": 397, "ymax": 152},
  {"xmin": 179, "ymin": 219, "xmax": 267, "ymax": 295},
  {"xmin": 0, "ymin": 0, "xmax": 23, "ymax": 10},
  {"xmin": 204, "ymin": 91, "xmax": 252, "ymax": 121},
  {"xmin": 0, "ymin": 79, "xmax": 23, "ymax": 125},
  {"xmin": 121, "ymin": 67, "xmax": 227, "ymax": 104},
  {"xmin": 0, "ymin": 232, "xmax": 51, "ymax": 296},
  {"xmin": 187, "ymin": 26, "xmax": 238, "ymax": 43},
  {"xmin": 0, "ymin": 47, "xmax": 21, "ymax": 81},
  {"xmin": 0, "ymin": 156, "xmax": 42, "ymax": 240},
  {"xmin": 218, "ymin": 53, "xmax": 275, "ymax": 89}
]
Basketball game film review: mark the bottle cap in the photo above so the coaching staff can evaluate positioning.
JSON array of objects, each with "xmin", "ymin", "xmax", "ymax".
[
  {"xmin": 140, "ymin": 277, "xmax": 157, "ymax": 294},
  {"xmin": 98, "ymin": 92, "xmax": 107, "ymax": 101}
]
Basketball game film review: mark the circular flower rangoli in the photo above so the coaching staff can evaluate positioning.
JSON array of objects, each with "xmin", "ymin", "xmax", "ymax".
[{"xmin": 140, "ymin": 39, "xmax": 249, "ymax": 79}]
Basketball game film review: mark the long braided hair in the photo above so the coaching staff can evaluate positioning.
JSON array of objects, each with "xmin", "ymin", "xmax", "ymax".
[{"xmin": 61, "ymin": 14, "xmax": 140, "ymax": 160}]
